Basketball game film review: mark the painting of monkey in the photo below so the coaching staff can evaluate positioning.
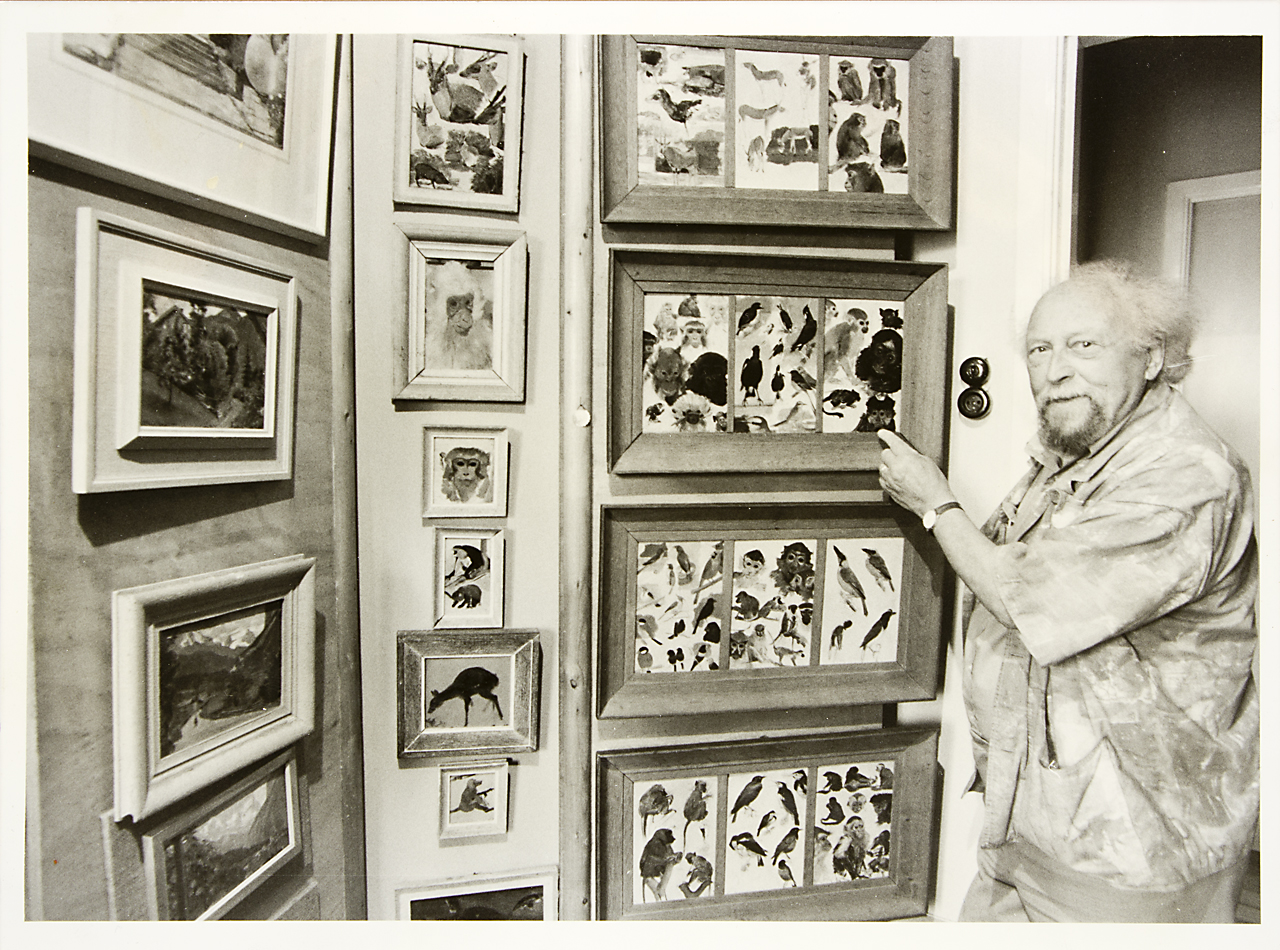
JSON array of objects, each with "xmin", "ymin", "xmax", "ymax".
[{"xmin": 425, "ymin": 428, "xmax": 509, "ymax": 517}]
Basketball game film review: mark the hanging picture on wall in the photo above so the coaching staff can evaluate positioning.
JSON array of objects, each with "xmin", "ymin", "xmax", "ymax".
[
  {"xmin": 395, "ymin": 867, "xmax": 558, "ymax": 920},
  {"xmin": 141, "ymin": 748, "xmax": 305, "ymax": 919},
  {"xmin": 29, "ymin": 34, "xmax": 337, "ymax": 241},
  {"xmin": 598, "ymin": 728, "xmax": 939, "ymax": 920},
  {"xmin": 423, "ymin": 426, "xmax": 510, "ymax": 519},
  {"xmin": 439, "ymin": 760, "xmax": 511, "ymax": 839},
  {"xmin": 393, "ymin": 34, "xmax": 525, "ymax": 212},
  {"xmin": 394, "ymin": 227, "xmax": 528, "ymax": 403},
  {"xmin": 433, "ymin": 527, "xmax": 505, "ymax": 628},
  {"xmin": 397, "ymin": 629, "xmax": 540, "ymax": 757},
  {"xmin": 610, "ymin": 249, "xmax": 948, "ymax": 474},
  {"xmin": 113, "ymin": 555, "xmax": 316, "ymax": 822},
  {"xmin": 600, "ymin": 503, "xmax": 944, "ymax": 718},
  {"xmin": 72, "ymin": 208, "xmax": 300, "ymax": 494},
  {"xmin": 601, "ymin": 35, "xmax": 953, "ymax": 230}
]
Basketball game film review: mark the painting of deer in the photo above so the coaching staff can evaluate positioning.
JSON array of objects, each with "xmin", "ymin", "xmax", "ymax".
[{"xmin": 426, "ymin": 666, "xmax": 504, "ymax": 726}]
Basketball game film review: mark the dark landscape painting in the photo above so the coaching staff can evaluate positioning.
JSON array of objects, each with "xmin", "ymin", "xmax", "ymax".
[
  {"xmin": 410, "ymin": 884, "xmax": 544, "ymax": 920},
  {"xmin": 140, "ymin": 287, "xmax": 271, "ymax": 432},
  {"xmin": 158, "ymin": 600, "xmax": 284, "ymax": 760}
]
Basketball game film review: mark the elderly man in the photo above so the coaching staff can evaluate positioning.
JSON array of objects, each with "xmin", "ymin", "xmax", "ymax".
[{"xmin": 878, "ymin": 261, "xmax": 1258, "ymax": 922}]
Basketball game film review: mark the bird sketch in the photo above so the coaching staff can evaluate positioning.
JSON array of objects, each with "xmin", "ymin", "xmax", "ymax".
[
  {"xmin": 634, "ymin": 538, "xmax": 724, "ymax": 673},
  {"xmin": 863, "ymin": 548, "xmax": 895, "ymax": 592},
  {"xmin": 832, "ymin": 545, "xmax": 868, "ymax": 616},
  {"xmin": 861, "ymin": 609, "xmax": 896, "ymax": 652},
  {"xmin": 731, "ymin": 775, "xmax": 764, "ymax": 821}
]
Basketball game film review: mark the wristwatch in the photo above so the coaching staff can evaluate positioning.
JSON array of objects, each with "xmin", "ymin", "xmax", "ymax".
[{"xmin": 922, "ymin": 501, "xmax": 963, "ymax": 532}]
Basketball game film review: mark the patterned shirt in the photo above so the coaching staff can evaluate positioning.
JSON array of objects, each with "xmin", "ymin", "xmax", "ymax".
[{"xmin": 963, "ymin": 381, "xmax": 1259, "ymax": 890}]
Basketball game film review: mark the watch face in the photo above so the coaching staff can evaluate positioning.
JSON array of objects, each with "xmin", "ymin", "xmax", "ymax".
[{"xmin": 922, "ymin": 509, "xmax": 936, "ymax": 530}]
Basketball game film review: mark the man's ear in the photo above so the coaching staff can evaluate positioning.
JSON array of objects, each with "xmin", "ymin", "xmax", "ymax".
[{"xmin": 1144, "ymin": 340, "xmax": 1166, "ymax": 381}]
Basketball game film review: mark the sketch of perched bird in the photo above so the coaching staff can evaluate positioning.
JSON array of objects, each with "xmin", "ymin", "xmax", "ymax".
[
  {"xmin": 674, "ymin": 545, "xmax": 695, "ymax": 585},
  {"xmin": 775, "ymin": 781, "xmax": 800, "ymax": 826},
  {"xmin": 792, "ymin": 770, "xmax": 807, "ymax": 793},
  {"xmin": 737, "ymin": 301, "xmax": 763, "ymax": 334},
  {"xmin": 668, "ymin": 619, "xmax": 686, "ymax": 641},
  {"xmin": 777, "ymin": 858, "xmax": 797, "ymax": 886},
  {"xmin": 830, "ymin": 619, "xmax": 852, "ymax": 650},
  {"xmin": 791, "ymin": 305, "xmax": 818, "ymax": 351},
  {"xmin": 689, "ymin": 642, "xmax": 710, "ymax": 670},
  {"xmin": 757, "ymin": 810, "xmax": 778, "ymax": 836},
  {"xmin": 740, "ymin": 345, "xmax": 763, "ymax": 400},
  {"xmin": 845, "ymin": 766, "xmax": 875, "ymax": 791},
  {"xmin": 692, "ymin": 597, "xmax": 716, "ymax": 637},
  {"xmin": 638, "ymin": 784, "xmax": 675, "ymax": 835},
  {"xmin": 821, "ymin": 797, "xmax": 846, "ymax": 825},
  {"xmin": 731, "ymin": 775, "xmax": 765, "ymax": 821},
  {"xmin": 789, "ymin": 368, "xmax": 817, "ymax": 400},
  {"xmin": 697, "ymin": 543, "xmax": 723, "ymax": 592},
  {"xmin": 636, "ymin": 614, "xmax": 661, "ymax": 644},
  {"xmin": 683, "ymin": 780, "xmax": 709, "ymax": 847},
  {"xmin": 832, "ymin": 546, "xmax": 868, "ymax": 615},
  {"xmin": 836, "ymin": 59, "xmax": 863, "ymax": 103},
  {"xmin": 819, "ymin": 771, "xmax": 843, "ymax": 794},
  {"xmin": 771, "ymin": 826, "xmax": 799, "ymax": 864},
  {"xmin": 666, "ymin": 647, "xmax": 685, "ymax": 669},
  {"xmin": 862, "ymin": 548, "xmax": 895, "ymax": 592},
  {"xmin": 637, "ymin": 646, "xmax": 654, "ymax": 671},
  {"xmin": 862, "ymin": 610, "xmax": 895, "ymax": 650},
  {"xmin": 730, "ymin": 831, "xmax": 767, "ymax": 866},
  {"xmin": 652, "ymin": 88, "xmax": 701, "ymax": 127},
  {"xmin": 770, "ymin": 340, "xmax": 785, "ymax": 359},
  {"xmin": 777, "ymin": 306, "xmax": 793, "ymax": 332},
  {"xmin": 876, "ymin": 763, "xmax": 894, "ymax": 789},
  {"xmin": 771, "ymin": 366, "xmax": 785, "ymax": 399},
  {"xmin": 640, "ymin": 543, "xmax": 668, "ymax": 567}
]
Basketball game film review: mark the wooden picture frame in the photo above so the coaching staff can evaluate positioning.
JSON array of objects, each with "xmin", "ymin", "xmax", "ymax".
[
  {"xmin": 439, "ymin": 760, "xmax": 510, "ymax": 840},
  {"xmin": 395, "ymin": 866, "xmax": 558, "ymax": 920},
  {"xmin": 394, "ymin": 227, "xmax": 529, "ymax": 403},
  {"xmin": 30, "ymin": 34, "xmax": 337, "ymax": 241},
  {"xmin": 598, "ymin": 728, "xmax": 939, "ymax": 920},
  {"xmin": 113, "ymin": 555, "xmax": 316, "ymax": 822},
  {"xmin": 141, "ymin": 747, "xmax": 304, "ymax": 919},
  {"xmin": 397, "ymin": 629, "xmax": 540, "ymax": 757},
  {"xmin": 599, "ymin": 504, "xmax": 945, "ymax": 719},
  {"xmin": 434, "ymin": 527, "xmax": 505, "ymax": 629},
  {"xmin": 72, "ymin": 208, "xmax": 300, "ymax": 494},
  {"xmin": 423, "ymin": 426, "xmax": 510, "ymax": 519},
  {"xmin": 393, "ymin": 34, "xmax": 525, "ymax": 212},
  {"xmin": 601, "ymin": 35, "xmax": 954, "ymax": 230},
  {"xmin": 609, "ymin": 249, "xmax": 948, "ymax": 474}
]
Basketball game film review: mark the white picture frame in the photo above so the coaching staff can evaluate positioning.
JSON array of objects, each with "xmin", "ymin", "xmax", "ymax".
[
  {"xmin": 423, "ymin": 426, "xmax": 510, "ymax": 519},
  {"xmin": 434, "ymin": 527, "xmax": 505, "ymax": 629},
  {"xmin": 395, "ymin": 866, "xmax": 558, "ymax": 920},
  {"xmin": 439, "ymin": 759, "xmax": 510, "ymax": 840},
  {"xmin": 29, "ymin": 33, "xmax": 337, "ymax": 242},
  {"xmin": 113, "ymin": 554, "xmax": 316, "ymax": 822}
]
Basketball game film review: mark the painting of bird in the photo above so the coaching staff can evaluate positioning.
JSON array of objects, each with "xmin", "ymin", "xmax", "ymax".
[
  {"xmin": 652, "ymin": 88, "xmax": 701, "ymax": 128},
  {"xmin": 775, "ymin": 781, "xmax": 800, "ymax": 826},
  {"xmin": 683, "ymin": 780, "xmax": 709, "ymax": 848},
  {"xmin": 830, "ymin": 619, "xmax": 851, "ymax": 650},
  {"xmin": 777, "ymin": 858, "xmax": 797, "ymax": 887},
  {"xmin": 638, "ymin": 784, "xmax": 675, "ymax": 835},
  {"xmin": 861, "ymin": 609, "xmax": 895, "ymax": 650},
  {"xmin": 792, "ymin": 770, "xmax": 807, "ymax": 793},
  {"xmin": 640, "ymin": 543, "xmax": 667, "ymax": 567},
  {"xmin": 771, "ymin": 826, "xmax": 799, "ymax": 865},
  {"xmin": 636, "ymin": 614, "xmax": 660, "ymax": 644},
  {"xmin": 729, "ymin": 831, "xmax": 767, "ymax": 867},
  {"xmin": 691, "ymin": 597, "xmax": 716, "ymax": 636},
  {"xmin": 757, "ymin": 810, "xmax": 777, "ymax": 836},
  {"xmin": 737, "ymin": 301, "xmax": 763, "ymax": 334},
  {"xmin": 791, "ymin": 306, "xmax": 817, "ymax": 351},
  {"xmin": 770, "ymin": 366, "xmax": 785, "ymax": 400},
  {"xmin": 832, "ymin": 546, "xmax": 868, "ymax": 616},
  {"xmin": 731, "ymin": 775, "xmax": 765, "ymax": 821},
  {"xmin": 697, "ymin": 543, "xmax": 723, "ymax": 593},
  {"xmin": 740, "ymin": 345, "xmax": 763, "ymax": 400},
  {"xmin": 689, "ymin": 642, "xmax": 710, "ymax": 670},
  {"xmin": 674, "ymin": 545, "xmax": 695, "ymax": 585},
  {"xmin": 777, "ymin": 306, "xmax": 793, "ymax": 332},
  {"xmin": 636, "ymin": 646, "xmax": 654, "ymax": 671},
  {"xmin": 862, "ymin": 548, "xmax": 895, "ymax": 592}
]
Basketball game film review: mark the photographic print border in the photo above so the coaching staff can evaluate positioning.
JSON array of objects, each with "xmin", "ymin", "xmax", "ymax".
[
  {"xmin": 423, "ymin": 426, "xmax": 510, "ymax": 519},
  {"xmin": 599, "ymin": 503, "xmax": 945, "ymax": 718},
  {"xmin": 113, "ymin": 554, "xmax": 316, "ymax": 822},
  {"xmin": 394, "ymin": 226, "xmax": 529, "ymax": 403},
  {"xmin": 609, "ymin": 248, "xmax": 948, "ymax": 474},
  {"xmin": 434, "ymin": 527, "xmax": 506, "ymax": 629},
  {"xmin": 394, "ymin": 866, "xmax": 559, "ymax": 920},
  {"xmin": 393, "ymin": 34, "xmax": 525, "ymax": 212},
  {"xmin": 30, "ymin": 34, "xmax": 338, "ymax": 242},
  {"xmin": 601, "ymin": 35, "xmax": 954, "ymax": 231},
  {"xmin": 439, "ymin": 759, "xmax": 511, "ymax": 840},
  {"xmin": 397, "ymin": 629, "xmax": 541, "ymax": 757}
]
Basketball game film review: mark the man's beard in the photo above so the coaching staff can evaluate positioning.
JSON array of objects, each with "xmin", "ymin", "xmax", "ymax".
[{"xmin": 1038, "ymin": 394, "xmax": 1108, "ymax": 458}]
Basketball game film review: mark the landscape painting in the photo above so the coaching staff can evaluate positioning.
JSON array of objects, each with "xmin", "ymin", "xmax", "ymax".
[
  {"xmin": 636, "ymin": 43, "xmax": 726, "ymax": 188},
  {"xmin": 632, "ymin": 775, "xmax": 718, "ymax": 905},
  {"xmin": 62, "ymin": 34, "xmax": 289, "ymax": 148}
]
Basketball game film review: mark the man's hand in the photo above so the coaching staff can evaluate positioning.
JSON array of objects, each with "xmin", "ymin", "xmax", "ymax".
[{"xmin": 876, "ymin": 429, "xmax": 956, "ymax": 518}]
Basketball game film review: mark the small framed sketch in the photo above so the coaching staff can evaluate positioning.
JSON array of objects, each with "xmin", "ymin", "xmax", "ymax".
[
  {"xmin": 394, "ymin": 35, "xmax": 525, "ymax": 212},
  {"xmin": 424, "ymin": 426, "xmax": 510, "ymax": 518},
  {"xmin": 439, "ymin": 760, "xmax": 510, "ymax": 839},
  {"xmin": 30, "ymin": 34, "xmax": 337, "ymax": 241},
  {"xmin": 142, "ymin": 747, "xmax": 305, "ymax": 920},
  {"xmin": 113, "ymin": 555, "xmax": 316, "ymax": 822},
  {"xmin": 609, "ymin": 248, "xmax": 948, "ymax": 474},
  {"xmin": 434, "ymin": 527, "xmax": 505, "ymax": 628},
  {"xmin": 598, "ymin": 728, "xmax": 939, "ymax": 920},
  {"xmin": 600, "ymin": 35, "xmax": 953, "ymax": 230},
  {"xmin": 72, "ymin": 208, "xmax": 300, "ymax": 493},
  {"xmin": 395, "ymin": 227, "xmax": 529, "ymax": 403},
  {"xmin": 396, "ymin": 867, "xmax": 558, "ymax": 920},
  {"xmin": 599, "ymin": 503, "xmax": 945, "ymax": 718},
  {"xmin": 397, "ymin": 629, "xmax": 541, "ymax": 757}
]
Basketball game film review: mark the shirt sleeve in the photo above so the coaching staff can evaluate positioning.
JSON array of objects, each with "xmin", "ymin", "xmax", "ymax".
[{"xmin": 994, "ymin": 454, "xmax": 1233, "ymax": 666}]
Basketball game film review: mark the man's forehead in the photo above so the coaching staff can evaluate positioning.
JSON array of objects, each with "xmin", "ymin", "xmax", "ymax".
[{"xmin": 1028, "ymin": 284, "xmax": 1114, "ymax": 337}]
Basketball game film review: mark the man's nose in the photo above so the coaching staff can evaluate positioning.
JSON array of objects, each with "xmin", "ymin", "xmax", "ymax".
[{"xmin": 1045, "ymin": 347, "xmax": 1073, "ymax": 382}]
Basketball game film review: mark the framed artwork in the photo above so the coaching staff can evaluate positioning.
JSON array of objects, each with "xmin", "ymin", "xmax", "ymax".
[
  {"xmin": 434, "ymin": 527, "xmax": 505, "ymax": 628},
  {"xmin": 609, "ymin": 249, "xmax": 948, "ymax": 474},
  {"xmin": 113, "ymin": 555, "xmax": 316, "ymax": 822},
  {"xmin": 395, "ymin": 867, "xmax": 558, "ymax": 920},
  {"xmin": 30, "ymin": 34, "xmax": 337, "ymax": 241},
  {"xmin": 71, "ymin": 208, "xmax": 300, "ymax": 494},
  {"xmin": 394, "ymin": 35, "xmax": 525, "ymax": 212},
  {"xmin": 439, "ymin": 760, "xmax": 510, "ymax": 839},
  {"xmin": 598, "ymin": 728, "xmax": 939, "ymax": 920},
  {"xmin": 599, "ymin": 503, "xmax": 945, "ymax": 719},
  {"xmin": 397, "ymin": 629, "xmax": 540, "ymax": 757},
  {"xmin": 394, "ymin": 227, "xmax": 529, "ymax": 403},
  {"xmin": 601, "ymin": 35, "xmax": 954, "ymax": 230},
  {"xmin": 423, "ymin": 426, "xmax": 510, "ymax": 519},
  {"xmin": 141, "ymin": 747, "xmax": 305, "ymax": 920}
]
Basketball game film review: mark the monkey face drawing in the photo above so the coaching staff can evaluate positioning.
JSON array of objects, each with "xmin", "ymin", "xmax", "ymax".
[
  {"xmin": 440, "ymin": 447, "xmax": 491, "ymax": 502},
  {"xmin": 779, "ymin": 545, "xmax": 812, "ymax": 576},
  {"xmin": 446, "ymin": 292, "xmax": 475, "ymax": 336}
]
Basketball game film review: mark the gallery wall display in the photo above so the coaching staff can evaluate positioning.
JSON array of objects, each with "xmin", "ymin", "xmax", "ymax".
[
  {"xmin": 140, "ymin": 747, "xmax": 305, "ymax": 919},
  {"xmin": 394, "ymin": 227, "xmax": 529, "ymax": 403},
  {"xmin": 599, "ymin": 504, "xmax": 945, "ymax": 719},
  {"xmin": 30, "ymin": 34, "xmax": 338, "ymax": 241},
  {"xmin": 609, "ymin": 249, "xmax": 948, "ymax": 474},
  {"xmin": 113, "ymin": 555, "xmax": 317, "ymax": 823},
  {"xmin": 394, "ymin": 34, "xmax": 525, "ymax": 212},
  {"xmin": 423, "ymin": 426, "xmax": 510, "ymax": 519},
  {"xmin": 433, "ymin": 527, "xmax": 506, "ymax": 628},
  {"xmin": 395, "ymin": 866, "xmax": 558, "ymax": 920},
  {"xmin": 600, "ymin": 35, "xmax": 954, "ymax": 230},
  {"xmin": 439, "ymin": 759, "xmax": 511, "ymax": 840},
  {"xmin": 397, "ymin": 629, "xmax": 540, "ymax": 757},
  {"xmin": 72, "ymin": 208, "xmax": 301, "ymax": 494},
  {"xmin": 598, "ymin": 728, "xmax": 938, "ymax": 920}
]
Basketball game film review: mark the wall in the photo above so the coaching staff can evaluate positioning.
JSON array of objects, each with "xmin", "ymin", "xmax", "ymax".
[{"xmin": 351, "ymin": 34, "xmax": 564, "ymax": 920}]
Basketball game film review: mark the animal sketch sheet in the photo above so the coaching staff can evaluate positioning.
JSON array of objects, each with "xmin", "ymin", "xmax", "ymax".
[
  {"xmin": 828, "ymin": 57, "xmax": 910, "ymax": 195},
  {"xmin": 642, "ymin": 294, "xmax": 730, "ymax": 433},
  {"xmin": 728, "ymin": 539, "xmax": 816, "ymax": 669},
  {"xmin": 812, "ymin": 759, "xmax": 894, "ymax": 885},
  {"xmin": 733, "ymin": 295, "xmax": 821, "ymax": 434},
  {"xmin": 735, "ymin": 52, "xmax": 819, "ymax": 191},
  {"xmin": 724, "ymin": 769, "xmax": 807, "ymax": 895},
  {"xmin": 636, "ymin": 44, "xmax": 726, "ymax": 188},
  {"xmin": 633, "ymin": 777, "xmax": 718, "ymax": 904},
  {"xmin": 634, "ymin": 540, "xmax": 724, "ymax": 673},
  {"xmin": 820, "ymin": 538, "xmax": 904, "ymax": 665}
]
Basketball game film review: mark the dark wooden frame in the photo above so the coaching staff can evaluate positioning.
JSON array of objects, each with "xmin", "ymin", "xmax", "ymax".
[
  {"xmin": 608, "ymin": 249, "xmax": 949, "ymax": 474},
  {"xmin": 600, "ymin": 35, "xmax": 954, "ymax": 230},
  {"xmin": 598, "ymin": 504, "xmax": 945, "ymax": 719},
  {"xmin": 598, "ymin": 728, "xmax": 939, "ymax": 920}
]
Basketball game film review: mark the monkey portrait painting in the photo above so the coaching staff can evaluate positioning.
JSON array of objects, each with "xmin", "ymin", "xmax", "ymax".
[
  {"xmin": 440, "ymin": 446, "xmax": 494, "ymax": 504},
  {"xmin": 423, "ymin": 259, "xmax": 495, "ymax": 374},
  {"xmin": 425, "ymin": 429, "xmax": 508, "ymax": 517}
]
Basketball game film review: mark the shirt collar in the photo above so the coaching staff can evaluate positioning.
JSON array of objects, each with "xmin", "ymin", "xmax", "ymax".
[{"xmin": 1024, "ymin": 381, "xmax": 1174, "ymax": 481}]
